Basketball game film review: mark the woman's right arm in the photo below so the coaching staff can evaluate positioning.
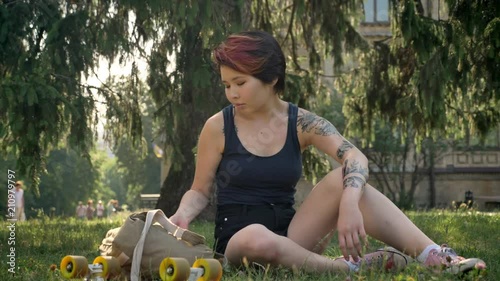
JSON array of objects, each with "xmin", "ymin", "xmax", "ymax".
[{"xmin": 169, "ymin": 113, "xmax": 224, "ymax": 229}]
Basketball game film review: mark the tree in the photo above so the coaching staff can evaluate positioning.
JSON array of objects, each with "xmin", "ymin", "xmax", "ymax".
[
  {"xmin": 25, "ymin": 148, "xmax": 101, "ymax": 217},
  {"xmin": 361, "ymin": 122, "xmax": 450, "ymax": 209},
  {"xmin": 0, "ymin": 0, "xmax": 255, "ymax": 214},
  {"xmin": 4, "ymin": 0, "xmax": 496, "ymax": 213},
  {"xmin": 0, "ymin": 1, "xmax": 389, "ymax": 214},
  {"xmin": 337, "ymin": 0, "xmax": 499, "ymax": 205},
  {"xmin": 90, "ymin": 149, "xmax": 120, "ymax": 205},
  {"xmin": 109, "ymin": 75, "xmax": 161, "ymax": 209},
  {"xmin": 146, "ymin": 1, "xmax": 246, "ymax": 214},
  {"xmin": 0, "ymin": 0, "xmax": 145, "ymax": 195},
  {"xmin": 0, "ymin": 153, "xmax": 17, "ymax": 217},
  {"xmin": 151, "ymin": 0, "xmax": 374, "ymax": 214},
  {"xmin": 340, "ymin": 0, "xmax": 499, "ymax": 144}
]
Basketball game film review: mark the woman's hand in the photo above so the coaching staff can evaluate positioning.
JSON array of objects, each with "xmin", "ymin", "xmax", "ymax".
[
  {"xmin": 169, "ymin": 213, "xmax": 189, "ymax": 229},
  {"xmin": 337, "ymin": 201, "xmax": 367, "ymax": 262},
  {"xmin": 169, "ymin": 189, "xmax": 210, "ymax": 230}
]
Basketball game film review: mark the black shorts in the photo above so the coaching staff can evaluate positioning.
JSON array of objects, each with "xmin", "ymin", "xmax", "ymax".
[{"xmin": 214, "ymin": 203, "xmax": 296, "ymax": 255}]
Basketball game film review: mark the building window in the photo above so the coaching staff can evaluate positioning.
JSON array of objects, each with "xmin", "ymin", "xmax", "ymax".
[{"xmin": 363, "ymin": 0, "xmax": 390, "ymax": 23}]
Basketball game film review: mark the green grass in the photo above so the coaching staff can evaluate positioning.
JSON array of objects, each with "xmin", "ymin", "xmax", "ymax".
[{"xmin": 1, "ymin": 210, "xmax": 497, "ymax": 281}]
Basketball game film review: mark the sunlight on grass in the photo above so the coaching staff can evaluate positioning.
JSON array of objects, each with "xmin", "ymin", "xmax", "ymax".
[{"xmin": 0, "ymin": 210, "xmax": 497, "ymax": 281}]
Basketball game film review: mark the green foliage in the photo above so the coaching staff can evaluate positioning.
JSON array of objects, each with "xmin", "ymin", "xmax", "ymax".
[
  {"xmin": 341, "ymin": 0, "xmax": 499, "ymax": 146},
  {"xmin": 89, "ymin": 149, "xmax": 119, "ymax": 205},
  {"xmin": 0, "ymin": 0, "xmax": 146, "ymax": 194},
  {"xmin": 98, "ymin": 156, "xmax": 126, "ymax": 205},
  {"xmin": 109, "ymin": 79, "xmax": 161, "ymax": 209},
  {"xmin": 2, "ymin": 0, "xmax": 498, "ymax": 212},
  {"xmin": 31, "ymin": 148, "xmax": 99, "ymax": 217},
  {"xmin": 0, "ymin": 145, "xmax": 133, "ymax": 219},
  {"xmin": 146, "ymin": 0, "xmax": 243, "ymax": 165},
  {"xmin": 333, "ymin": 1, "xmax": 499, "ymax": 207},
  {"xmin": 361, "ymin": 122, "xmax": 450, "ymax": 209}
]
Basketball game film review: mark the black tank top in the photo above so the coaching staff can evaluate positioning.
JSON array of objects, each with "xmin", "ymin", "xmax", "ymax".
[{"xmin": 215, "ymin": 102, "xmax": 302, "ymax": 206}]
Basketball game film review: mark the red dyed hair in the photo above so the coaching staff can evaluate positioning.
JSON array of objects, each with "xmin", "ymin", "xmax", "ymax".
[{"xmin": 213, "ymin": 31, "xmax": 286, "ymax": 93}]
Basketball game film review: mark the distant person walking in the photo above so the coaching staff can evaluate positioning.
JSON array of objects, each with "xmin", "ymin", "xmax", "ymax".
[
  {"xmin": 76, "ymin": 201, "xmax": 86, "ymax": 220},
  {"xmin": 86, "ymin": 200, "xmax": 95, "ymax": 220},
  {"xmin": 96, "ymin": 200, "xmax": 105, "ymax": 219},
  {"xmin": 106, "ymin": 199, "xmax": 115, "ymax": 217},
  {"xmin": 14, "ymin": 181, "xmax": 25, "ymax": 221}
]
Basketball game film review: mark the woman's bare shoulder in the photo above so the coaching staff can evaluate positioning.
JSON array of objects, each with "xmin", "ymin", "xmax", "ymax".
[
  {"xmin": 297, "ymin": 107, "xmax": 312, "ymax": 116},
  {"xmin": 205, "ymin": 111, "xmax": 225, "ymax": 134},
  {"xmin": 200, "ymin": 111, "xmax": 225, "ymax": 154}
]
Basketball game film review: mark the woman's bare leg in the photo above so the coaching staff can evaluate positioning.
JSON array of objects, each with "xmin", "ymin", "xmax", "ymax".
[
  {"xmin": 224, "ymin": 224, "xmax": 350, "ymax": 273},
  {"xmin": 288, "ymin": 167, "xmax": 434, "ymax": 256},
  {"xmin": 358, "ymin": 182, "xmax": 435, "ymax": 256},
  {"xmin": 223, "ymin": 168, "xmax": 484, "ymax": 273}
]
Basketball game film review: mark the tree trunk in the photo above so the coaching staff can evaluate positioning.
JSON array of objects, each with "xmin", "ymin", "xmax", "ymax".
[
  {"xmin": 409, "ymin": 146, "xmax": 421, "ymax": 207},
  {"xmin": 154, "ymin": 1, "xmax": 254, "ymax": 218},
  {"xmin": 398, "ymin": 135, "xmax": 410, "ymax": 207},
  {"xmin": 155, "ymin": 97, "xmax": 220, "ymax": 218},
  {"xmin": 155, "ymin": 115, "xmax": 199, "ymax": 216},
  {"xmin": 428, "ymin": 138, "xmax": 436, "ymax": 208},
  {"xmin": 155, "ymin": 26, "xmax": 222, "ymax": 217}
]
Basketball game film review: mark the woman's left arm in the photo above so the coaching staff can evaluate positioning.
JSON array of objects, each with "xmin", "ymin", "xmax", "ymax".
[{"xmin": 297, "ymin": 108, "xmax": 369, "ymax": 261}]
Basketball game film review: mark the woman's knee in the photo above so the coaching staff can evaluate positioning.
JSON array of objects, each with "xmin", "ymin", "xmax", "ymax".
[
  {"xmin": 287, "ymin": 168, "xmax": 343, "ymax": 251},
  {"xmin": 225, "ymin": 224, "xmax": 280, "ymax": 264},
  {"xmin": 320, "ymin": 168, "xmax": 343, "ymax": 189}
]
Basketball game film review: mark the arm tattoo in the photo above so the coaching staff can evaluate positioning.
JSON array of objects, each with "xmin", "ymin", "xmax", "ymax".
[
  {"xmin": 297, "ymin": 112, "xmax": 339, "ymax": 136},
  {"xmin": 342, "ymin": 159, "xmax": 369, "ymax": 179},
  {"xmin": 342, "ymin": 156, "xmax": 367, "ymax": 189},
  {"xmin": 343, "ymin": 176, "xmax": 366, "ymax": 189},
  {"xmin": 337, "ymin": 140, "xmax": 354, "ymax": 159}
]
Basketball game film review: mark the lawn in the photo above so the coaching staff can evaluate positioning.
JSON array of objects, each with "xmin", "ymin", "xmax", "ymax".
[{"xmin": 1, "ymin": 209, "xmax": 497, "ymax": 281}]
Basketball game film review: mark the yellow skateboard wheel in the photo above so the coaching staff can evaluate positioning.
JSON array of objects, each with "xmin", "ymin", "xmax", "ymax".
[
  {"xmin": 193, "ymin": 258, "xmax": 223, "ymax": 281},
  {"xmin": 93, "ymin": 256, "xmax": 121, "ymax": 278},
  {"xmin": 159, "ymin": 257, "xmax": 190, "ymax": 281},
  {"xmin": 60, "ymin": 255, "xmax": 88, "ymax": 279}
]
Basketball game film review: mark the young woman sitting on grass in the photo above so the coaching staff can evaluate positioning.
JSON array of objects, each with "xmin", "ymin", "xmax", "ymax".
[{"xmin": 170, "ymin": 30, "xmax": 487, "ymax": 275}]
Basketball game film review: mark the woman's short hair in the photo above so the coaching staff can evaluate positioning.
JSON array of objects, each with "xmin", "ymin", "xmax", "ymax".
[{"xmin": 213, "ymin": 30, "xmax": 286, "ymax": 94}]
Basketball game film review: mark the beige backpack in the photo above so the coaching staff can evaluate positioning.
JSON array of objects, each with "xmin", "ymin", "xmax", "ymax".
[{"xmin": 99, "ymin": 209, "xmax": 222, "ymax": 280}]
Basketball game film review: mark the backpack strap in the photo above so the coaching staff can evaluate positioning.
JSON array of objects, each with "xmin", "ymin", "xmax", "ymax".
[{"xmin": 130, "ymin": 209, "xmax": 207, "ymax": 281}]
